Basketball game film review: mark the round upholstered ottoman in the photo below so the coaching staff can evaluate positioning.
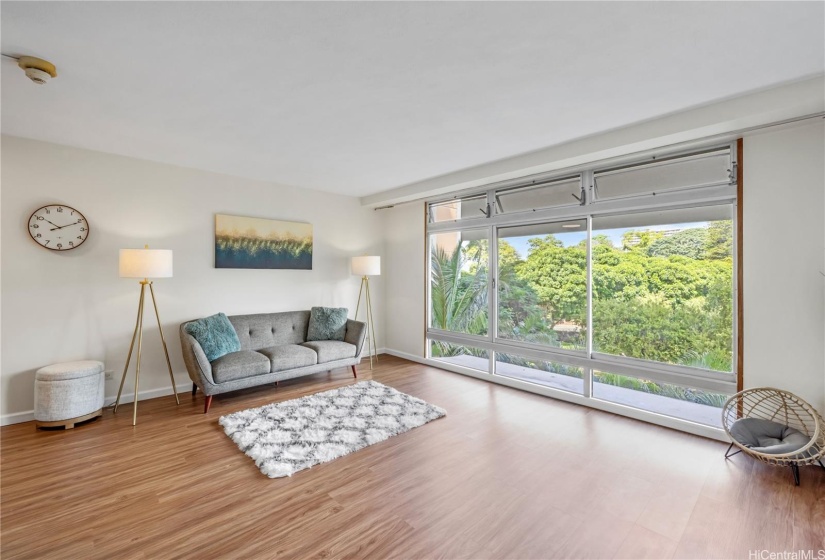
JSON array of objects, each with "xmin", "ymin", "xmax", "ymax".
[{"xmin": 34, "ymin": 360, "xmax": 104, "ymax": 429}]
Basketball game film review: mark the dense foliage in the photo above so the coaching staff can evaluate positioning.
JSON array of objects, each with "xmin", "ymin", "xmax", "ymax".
[{"xmin": 430, "ymin": 222, "xmax": 734, "ymax": 406}]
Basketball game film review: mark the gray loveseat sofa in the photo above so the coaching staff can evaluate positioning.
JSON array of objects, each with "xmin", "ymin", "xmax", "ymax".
[{"xmin": 180, "ymin": 311, "xmax": 367, "ymax": 413}]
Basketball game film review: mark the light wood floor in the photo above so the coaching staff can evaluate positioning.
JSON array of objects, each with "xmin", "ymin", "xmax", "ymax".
[{"xmin": 2, "ymin": 355, "xmax": 823, "ymax": 559}]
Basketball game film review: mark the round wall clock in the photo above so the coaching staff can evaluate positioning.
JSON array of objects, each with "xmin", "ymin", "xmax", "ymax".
[{"xmin": 28, "ymin": 204, "xmax": 89, "ymax": 251}]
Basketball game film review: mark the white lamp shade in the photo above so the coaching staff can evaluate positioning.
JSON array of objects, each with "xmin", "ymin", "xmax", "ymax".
[
  {"xmin": 351, "ymin": 255, "xmax": 380, "ymax": 276},
  {"xmin": 119, "ymin": 248, "xmax": 173, "ymax": 278}
]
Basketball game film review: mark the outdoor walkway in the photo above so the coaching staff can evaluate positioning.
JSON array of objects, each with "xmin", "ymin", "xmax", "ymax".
[{"xmin": 437, "ymin": 354, "xmax": 724, "ymax": 428}]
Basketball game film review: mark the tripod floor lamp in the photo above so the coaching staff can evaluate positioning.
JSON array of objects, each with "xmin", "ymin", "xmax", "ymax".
[
  {"xmin": 351, "ymin": 255, "xmax": 379, "ymax": 369},
  {"xmin": 115, "ymin": 246, "xmax": 179, "ymax": 425}
]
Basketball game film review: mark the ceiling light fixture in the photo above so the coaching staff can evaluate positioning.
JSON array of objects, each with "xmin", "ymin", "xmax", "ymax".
[
  {"xmin": 562, "ymin": 224, "xmax": 582, "ymax": 229},
  {"xmin": 2, "ymin": 54, "xmax": 57, "ymax": 85}
]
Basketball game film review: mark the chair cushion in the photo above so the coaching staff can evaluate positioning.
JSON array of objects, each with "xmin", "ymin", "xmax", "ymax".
[
  {"xmin": 301, "ymin": 340, "xmax": 357, "ymax": 363},
  {"xmin": 258, "ymin": 344, "xmax": 318, "ymax": 372},
  {"xmin": 729, "ymin": 417, "xmax": 812, "ymax": 455},
  {"xmin": 306, "ymin": 307, "xmax": 348, "ymax": 341},
  {"xmin": 211, "ymin": 350, "xmax": 270, "ymax": 383},
  {"xmin": 184, "ymin": 313, "xmax": 241, "ymax": 361}
]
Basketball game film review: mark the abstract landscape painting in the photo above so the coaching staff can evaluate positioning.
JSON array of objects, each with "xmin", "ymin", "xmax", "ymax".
[{"xmin": 215, "ymin": 214, "xmax": 312, "ymax": 270}]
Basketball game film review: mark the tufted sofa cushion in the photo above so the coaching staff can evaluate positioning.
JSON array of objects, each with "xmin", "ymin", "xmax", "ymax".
[{"xmin": 228, "ymin": 312, "xmax": 310, "ymax": 350}]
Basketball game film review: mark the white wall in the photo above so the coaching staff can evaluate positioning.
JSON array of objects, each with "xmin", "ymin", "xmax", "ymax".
[
  {"xmin": 381, "ymin": 202, "xmax": 425, "ymax": 357},
  {"xmin": 0, "ymin": 136, "xmax": 384, "ymax": 423},
  {"xmin": 382, "ymin": 120, "xmax": 825, "ymax": 414},
  {"xmin": 743, "ymin": 121, "xmax": 825, "ymax": 413}
]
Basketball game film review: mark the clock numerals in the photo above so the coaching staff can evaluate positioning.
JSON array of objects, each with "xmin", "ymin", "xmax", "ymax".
[{"xmin": 29, "ymin": 205, "xmax": 89, "ymax": 251}]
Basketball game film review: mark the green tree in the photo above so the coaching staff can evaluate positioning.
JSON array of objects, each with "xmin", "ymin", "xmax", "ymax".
[
  {"xmin": 593, "ymin": 244, "xmax": 648, "ymax": 301},
  {"xmin": 518, "ymin": 235, "xmax": 586, "ymax": 325},
  {"xmin": 593, "ymin": 295, "xmax": 701, "ymax": 365},
  {"xmin": 430, "ymin": 244, "xmax": 487, "ymax": 337},
  {"xmin": 622, "ymin": 230, "xmax": 665, "ymax": 252},
  {"xmin": 643, "ymin": 256, "xmax": 708, "ymax": 304},
  {"xmin": 705, "ymin": 221, "xmax": 733, "ymax": 260},
  {"xmin": 497, "ymin": 241, "xmax": 557, "ymax": 345},
  {"xmin": 647, "ymin": 228, "xmax": 708, "ymax": 259}
]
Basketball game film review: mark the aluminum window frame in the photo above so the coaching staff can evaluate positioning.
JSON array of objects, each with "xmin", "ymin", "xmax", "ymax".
[
  {"xmin": 592, "ymin": 147, "xmax": 734, "ymax": 202},
  {"xmin": 426, "ymin": 142, "xmax": 739, "ymax": 399},
  {"xmin": 493, "ymin": 174, "xmax": 584, "ymax": 216}
]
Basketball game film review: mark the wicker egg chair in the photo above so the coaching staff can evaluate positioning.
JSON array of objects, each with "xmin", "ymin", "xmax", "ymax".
[{"xmin": 722, "ymin": 387, "xmax": 825, "ymax": 485}]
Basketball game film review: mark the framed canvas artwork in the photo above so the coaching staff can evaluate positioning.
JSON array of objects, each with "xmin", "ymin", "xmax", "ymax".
[{"xmin": 215, "ymin": 214, "xmax": 312, "ymax": 270}]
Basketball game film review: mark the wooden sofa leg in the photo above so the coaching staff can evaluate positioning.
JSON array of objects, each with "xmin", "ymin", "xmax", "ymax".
[
  {"xmin": 351, "ymin": 365, "xmax": 357, "ymax": 378},
  {"xmin": 204, "ymin": 395, "xmax": 213, "ymax": 414},
  {"xmin": 192, "ymin": 383, "xmax": 197, "ymax": 396}
]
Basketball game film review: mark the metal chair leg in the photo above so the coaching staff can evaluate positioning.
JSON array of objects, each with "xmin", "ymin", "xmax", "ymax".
[
  {"xmin": 791, "ymin": 463, "xmax": 800, "ymax": 486},
  {"xmin": 724, "ymin": 442, "xmax": 742, "ymax": 459}
]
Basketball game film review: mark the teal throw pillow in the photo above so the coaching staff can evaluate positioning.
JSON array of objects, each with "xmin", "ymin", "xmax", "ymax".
[
  {"xmin": 184, "ymin": 313, "xmax": 241, "ymax": 361},
  {"xmin": 307, "ymin": 307, "xmax": 348, "ymax": 341}
]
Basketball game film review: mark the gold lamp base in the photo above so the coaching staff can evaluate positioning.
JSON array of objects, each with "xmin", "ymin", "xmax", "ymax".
[
  {"xmin": 114, "ymin": 280, "xmax": 179, "ymax": 425},
  {"xmin": 355, "ymin": 276, "xmax": 378, "ymax": 369}
]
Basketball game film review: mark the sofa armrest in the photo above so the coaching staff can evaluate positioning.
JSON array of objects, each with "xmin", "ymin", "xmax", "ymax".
[
  {"xmin": 344, "ymin": 319, "xmax": 367, "ymax": 357},
  {"xmin": 179, "ymin": 323, "xmax": 216, "ymax": 390}
]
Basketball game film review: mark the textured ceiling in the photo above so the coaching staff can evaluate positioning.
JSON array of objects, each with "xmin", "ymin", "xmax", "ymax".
[{"xmin": 2, "ymin": 1, "xmax": 823, "ymax": 197}]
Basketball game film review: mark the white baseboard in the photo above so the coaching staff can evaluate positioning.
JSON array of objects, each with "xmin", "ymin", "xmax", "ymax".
[
  {"xmin": 383, "ymin": 348, "xmax": 428, "ymax": 365},
  {"xmin": 1, "ymin": 410, "xmax": 35, "ymax": 426},
  {"xmin": 1, "ymin": 382, "xmax": 187, "ymax": 427},
  {"xmin": 101, "ymin": 384, "xmax": 182, "ymax": 408},
  {"xmin": 357, "ymin": 348, "xmax": 389, "ymax": 362}
]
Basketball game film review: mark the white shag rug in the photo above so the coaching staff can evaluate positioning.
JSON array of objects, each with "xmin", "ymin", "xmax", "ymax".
[{"xmin": 219, "ymin": 380, "xmax": 446, "ymax": 478}]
